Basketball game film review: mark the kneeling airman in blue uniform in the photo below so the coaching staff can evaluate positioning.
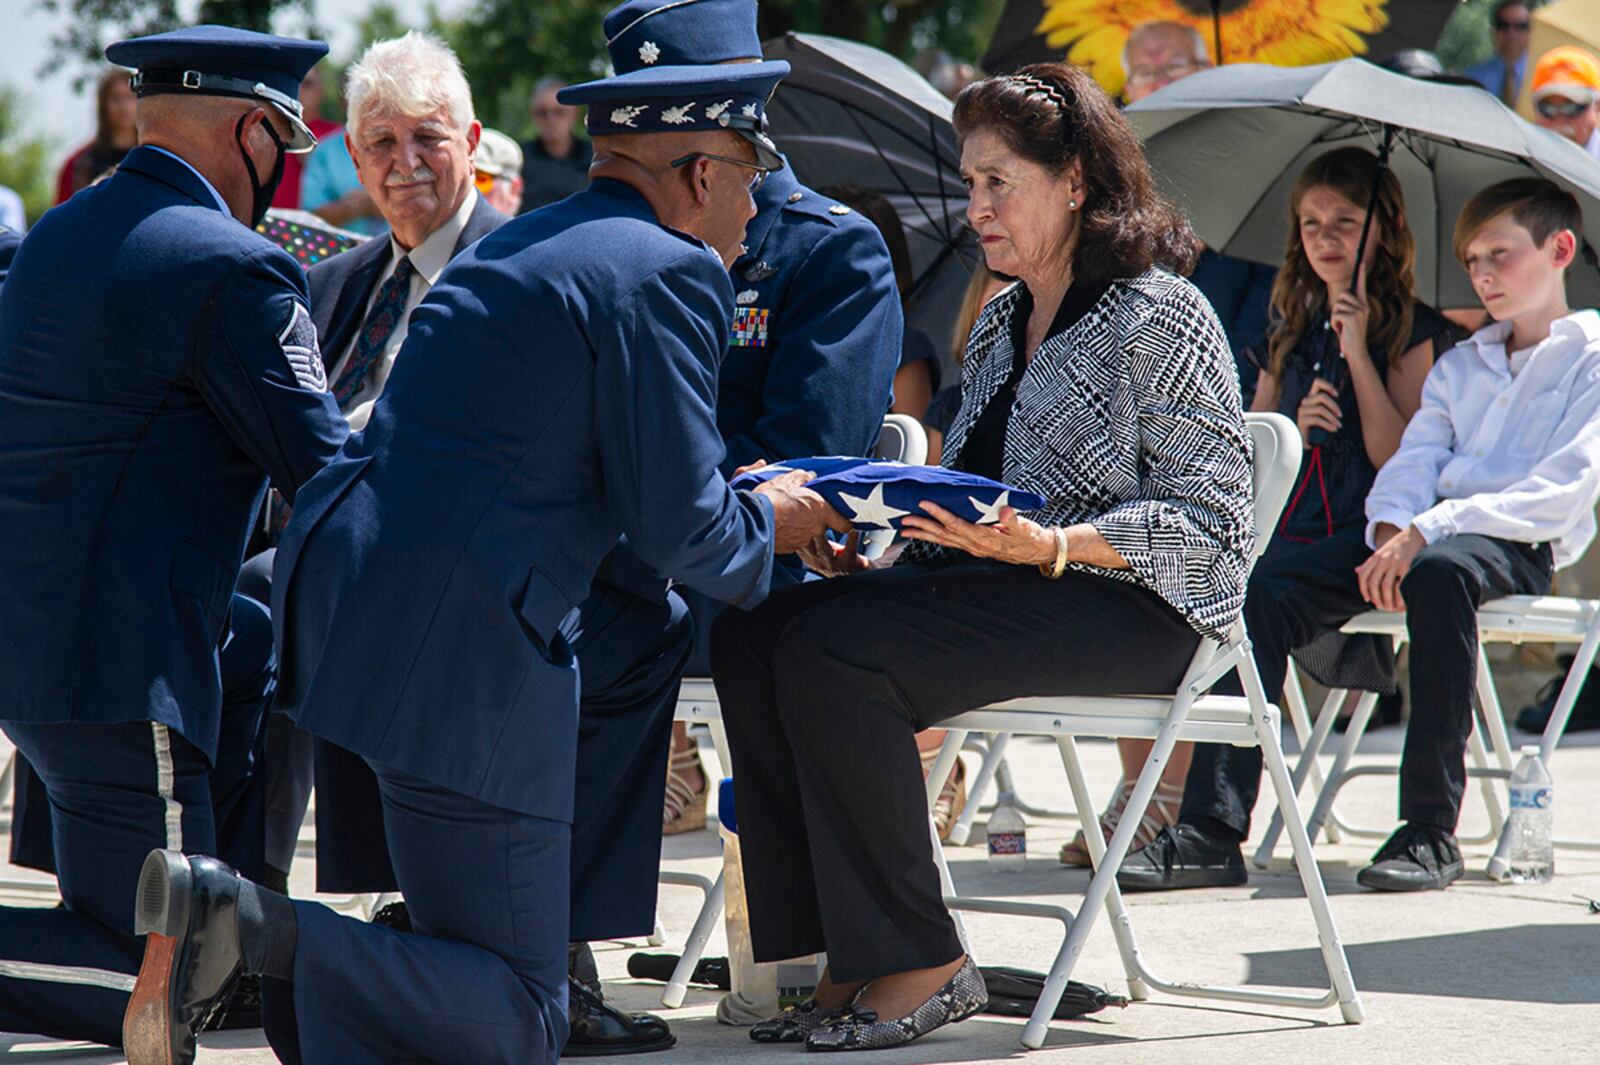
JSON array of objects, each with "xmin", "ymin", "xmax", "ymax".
[
  {"xmin": 0, "ymin": 25, "xmax": 346, "ymax": 1053},
  {"xmin": 128, "ymin": 55, "xmax": 841, "ymax": 1065}
]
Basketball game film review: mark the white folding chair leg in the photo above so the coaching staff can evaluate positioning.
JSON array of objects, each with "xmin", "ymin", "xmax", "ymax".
[
  {"xmin": 658, "ymin": 870, "xmax": 724, "ymax": 1008},
  {"xmin": 948, "ymin": 733, "xmax": 1008, "ymax": 846},
  {"xmin": 1303, "ymin": 691, "xmax": 1379, "ymax": 846},
  {"xmin": 1280, "ymin": 669, "xmax": 1338, "ymax": 841},
  {"xmin": 1257, "ymin": 684, "xmax": 1346, "ymax": 866},
  {"xmin": 928, "ymin": 729, "xmax": 971, "ymax": 949},
  {"xmin": 648, "ymin": 917, "xmax": 666, "ymax": 947},
  {"xmin": 1456, "ymin": 710, "xmax": 1504, "ymax": 845},
  {"xmin": 1516, "ymin": 616, "xmax": 1600, "ymax": 860},
  {"xmin": 1056, "ymin": 735, "xmax": 1150, "ymax": 1002},
  {"xmin": 1011, "ymin": 697, "xmax": 1191, "ymax": 1048},
  {"xmin": 1242, "ymin": 670, "xmax": 1364, "ymax": 1023}
]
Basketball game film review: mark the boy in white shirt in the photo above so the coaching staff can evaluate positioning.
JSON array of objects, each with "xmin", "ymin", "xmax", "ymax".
[{"xmin": 1355, "ymin": 178, "xmax": 1600, "ymax": 890}]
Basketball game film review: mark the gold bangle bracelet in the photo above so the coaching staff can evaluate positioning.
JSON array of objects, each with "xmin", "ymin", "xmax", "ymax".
[{"xmin": 1038, "ymin": 526, "xmax": 1069, "ymax": 579}]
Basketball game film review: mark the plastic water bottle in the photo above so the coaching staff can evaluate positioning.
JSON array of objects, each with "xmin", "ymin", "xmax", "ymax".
[
  {"xmin": 987, "ymin": 789, "xmax": 1027, "ymax": 872},
  {"xmin": 1504, "ymin": 745, "xmax": 1554, "ymax": 883}
]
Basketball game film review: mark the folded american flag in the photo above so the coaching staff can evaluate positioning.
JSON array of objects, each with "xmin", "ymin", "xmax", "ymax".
[{"xmin": 730, "ymin": 458, "xmax": 1048, "ymax": 531}]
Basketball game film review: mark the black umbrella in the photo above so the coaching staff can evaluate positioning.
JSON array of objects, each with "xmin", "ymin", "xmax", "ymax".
[
  {"xmin": 1124, "ymin": 59, "xmax": 1600, "ymax": 309},
  {"xmin": 983, "ymin": 0, "xmax": 1457, "ymax": 97},
  {"xmin": 761, "ymin": 32, "xmax": 979, "ymax": 369}
]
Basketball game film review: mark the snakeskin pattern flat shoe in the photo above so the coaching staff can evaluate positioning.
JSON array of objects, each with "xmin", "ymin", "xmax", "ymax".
[
  {"xmin": 804, "ymin": 957, "xmax": 987, "ymax": 1052},
  {"xmin": 749, "ymin": 998, "xmax": 851, "ymax": 1043}
]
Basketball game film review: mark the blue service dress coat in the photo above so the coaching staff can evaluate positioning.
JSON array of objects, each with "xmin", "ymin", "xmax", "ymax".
[
  {"xmin": 272, "ymin": 177, "xmax": 778, "ymax": 822},
  {"xmin": 716, "ymin": 163, "xmax": 902, "ymax": 478},
  {"xmin": 0, "ymin": 146, "xmax": 348, "ymax": 759}
]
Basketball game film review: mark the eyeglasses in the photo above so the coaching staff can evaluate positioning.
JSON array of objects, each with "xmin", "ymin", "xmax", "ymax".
[
  {"xmin": 1126, "ymin": 58, "xmax": 1200, "ymax": 87},
  {"xmin": 1537, "ymin": 97, "xmax": 1592, "ymax": 119},
  {"xmin": 670, "ymin": 152, "xmax": 769, "ymax": 193},
  {"xmin": 1494, "ymin": 19, "xmax": 1531, "ymax": 31}
]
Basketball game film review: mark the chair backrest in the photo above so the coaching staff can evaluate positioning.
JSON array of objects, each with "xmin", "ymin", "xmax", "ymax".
[
  {"xmin": 1244, "ymin": 412, "xmax": 1301, "ymax": 564},
  {"xmin": 875, "ymin": 412, "xmax": 929, "ymax": 466}
]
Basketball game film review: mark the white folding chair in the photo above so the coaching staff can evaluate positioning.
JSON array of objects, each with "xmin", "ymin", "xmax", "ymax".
[
  {"xmin": 922, "ymin": 412, "xmax": 1363, "ymax": 1049},
  {"xmin": 1254, "ymin": 595, "xmax": 1600, "ymax": 876},
  {"xmin": 654, "ymin": 414, "xmax": 931, "ymax": 1007}
]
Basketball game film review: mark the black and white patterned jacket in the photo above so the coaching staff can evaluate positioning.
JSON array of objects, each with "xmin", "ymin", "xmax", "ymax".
[{"xmin": 905, "ymin": 268, "xmax": 1254, "ymax": 641}]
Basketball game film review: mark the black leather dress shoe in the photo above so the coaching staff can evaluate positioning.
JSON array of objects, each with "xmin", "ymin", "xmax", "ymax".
[
  {"xmin": 124, "ymin": 850, "xmax": 246, "ymax": 1065},
  {"xmin": 562, "ymin": 976, "xmax": 675, "ymax": 1057},
  {"xmin": 1357, "ymin": 823, "xmax": 1463, "ymax": 892},
  {"xmin": 1115, "ymin": 824, "xmax": 1248, "ymax": 893}
]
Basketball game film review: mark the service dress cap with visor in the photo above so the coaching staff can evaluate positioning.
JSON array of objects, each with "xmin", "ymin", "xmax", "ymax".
[
  {"xmin": 559, "ymin": 50, "xmax": 788, "ymax": 171},
  {"xmin": 107, "ymin": 25, "xmax": 329, "ymax": 151}
]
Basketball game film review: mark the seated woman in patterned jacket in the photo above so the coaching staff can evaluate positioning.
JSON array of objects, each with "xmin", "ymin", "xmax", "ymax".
[{"xmin": 708, "ymin": 62, "xmax": 1253, "ymax": 1053}]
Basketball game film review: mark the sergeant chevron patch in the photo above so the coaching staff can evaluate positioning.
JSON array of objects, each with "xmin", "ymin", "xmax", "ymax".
[{"xmin": 278, "ymin": 301, "xmax": 327, "ymax": 392}]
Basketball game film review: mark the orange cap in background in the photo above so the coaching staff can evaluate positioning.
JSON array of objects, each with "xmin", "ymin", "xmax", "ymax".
[{"xmin": 1531, "ymin": 45, "xmax": 1600, "ymax": 102}]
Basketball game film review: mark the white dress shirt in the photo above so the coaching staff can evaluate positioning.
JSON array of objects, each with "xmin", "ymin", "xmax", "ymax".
[
  {"xmin": 1366, "ymin": 309, "xmax": 1600, "ymax": 568},
  {"xmin": 330, "ymin": 189, "xmax": 477, "ymax": 429}
]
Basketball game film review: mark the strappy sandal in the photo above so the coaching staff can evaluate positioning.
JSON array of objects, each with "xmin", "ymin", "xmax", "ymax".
[
  {"xmin": 662, "ymin": 743, "xmax": 708, "ymax": 835},
  {"xmin": 1058, "ymin": 780, "xmax": 1185, "ymax": 867},
  {"xmin": 921, "ymin": 749, "xmax": 967, "ymax": 842}
]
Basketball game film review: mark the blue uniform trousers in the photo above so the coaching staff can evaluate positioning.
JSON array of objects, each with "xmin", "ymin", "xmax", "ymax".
[
  {"xmin": 0, "ymin": 718, "xmax": 225, "ymax": 1046},
  {"xmin": 7, "ymin": 594, "xmax": 275, "ymax": 883},
  {"xmin": 268, "ymin": 764, "xmax": 570, "ymax": 1065},
  {"xmin": 302, "ymin": 581, "xmax": 691, "ymax": 942}
]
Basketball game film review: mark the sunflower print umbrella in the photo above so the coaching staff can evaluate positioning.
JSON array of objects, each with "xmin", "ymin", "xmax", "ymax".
[{"xmin": 1042, "ymin": 1, "xmax": 1385, "ymax": 96}]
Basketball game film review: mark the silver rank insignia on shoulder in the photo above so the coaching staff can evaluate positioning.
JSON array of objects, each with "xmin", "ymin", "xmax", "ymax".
[
  {"xmin": 736, "ymin": 289, "xmax": 759, "ymax": 305},
  {"xmin": 278, "ymin": 301, "xmax": 326, "ymax": 392},
  {"xmin": 742, "ymin": 260, "xmax": 777, "ymax": 282},
  {"xmin": 828, "ymin": 204, "xmax": 851, "ymax": 215},
  {"xmin": 787, "ymin": 191, "xmax": 803, "ymax": 204}
]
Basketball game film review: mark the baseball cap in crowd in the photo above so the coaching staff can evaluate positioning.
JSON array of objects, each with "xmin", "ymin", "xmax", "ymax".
[
  {"xmin": 1531, "ymin": 45, "xmax": 1600, "ymax": 104},
  {"xmin": 475, "ymin": 128, "xmax": 524, "ymax": 182}
]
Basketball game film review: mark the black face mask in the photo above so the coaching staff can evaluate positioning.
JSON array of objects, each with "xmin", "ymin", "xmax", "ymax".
[{"xmin": 235, "ymin": 111, "xmax": 288, "ymax": 228}]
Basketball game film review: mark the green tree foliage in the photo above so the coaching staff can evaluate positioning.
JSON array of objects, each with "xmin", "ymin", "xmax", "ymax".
[
  {"xmin": 1436, "ymin": 0, "xmax": 1548, "ymax": 75},
  {"xmin": 34, "ymin": 0, "xmax": 1003, "ymax": 136},
  {"xmin": 441, "ymin": 0, "xmax": 1002, "ymax": 136},
  {"xmin": 39, "ymin": 0, "xmax": 318, "ymax": 84},
  {"xmin": 0, "ymin": 88, "xmax": 55, "ymax": 225}
]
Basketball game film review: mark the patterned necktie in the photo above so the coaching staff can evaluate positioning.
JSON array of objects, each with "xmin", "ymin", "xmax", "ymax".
[
  {"xmin": 334, "ymin": 254, "xmax": 415, "ymax": 405},
  {"xmin": 1500, "ymin": 63, "xmax": 1517, "ymax": 107}
]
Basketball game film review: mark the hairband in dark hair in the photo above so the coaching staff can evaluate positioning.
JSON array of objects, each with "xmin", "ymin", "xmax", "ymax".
[{"xmin": 1004, "ymin": 73, "xmax": 1070, "ymax": 113}]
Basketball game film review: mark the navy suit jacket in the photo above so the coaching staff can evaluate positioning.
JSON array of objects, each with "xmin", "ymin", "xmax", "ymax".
[
  {"xmin": 273, "ymin": 178, "xmax": 776, "ymax": 820},
  {"xmin": 308, "ymin": 195, "xmax": 508, "ymax": 369},
  {"xmin": 0, "ymin": 147, "xmax": 348, "ymax": 757}
]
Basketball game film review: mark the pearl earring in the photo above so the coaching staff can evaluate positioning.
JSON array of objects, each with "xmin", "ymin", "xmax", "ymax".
[{"xmin": 1068, "ymin": 200, "xmax": 1077, "ymax": 209}]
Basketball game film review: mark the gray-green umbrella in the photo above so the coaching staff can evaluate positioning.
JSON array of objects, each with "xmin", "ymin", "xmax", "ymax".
[{"xmin": 1124, "ymin": 58, "xmax": 1600, "ymax": 309}]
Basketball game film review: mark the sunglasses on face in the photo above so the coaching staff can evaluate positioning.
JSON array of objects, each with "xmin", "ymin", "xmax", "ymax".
[
  {"xmin": 1494, "ymin": 19, "xmax": 1530, "ymax": 31},
  {"xmin": 670, "ymin": 152, "xmax": 769, "ymax": 193},
  {"xmin": 1537, "ymin": 97, "xmax": 1592, "ymax": 119}
]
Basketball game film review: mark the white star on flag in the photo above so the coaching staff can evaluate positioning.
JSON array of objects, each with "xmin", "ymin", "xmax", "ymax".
[
  {"xmin": 968, "ymin": 490, "xmax": 1011, "ymax": 525},
  {"xmin": 835, "ymin": 483, "xmax": 911, "ymax": 529}
]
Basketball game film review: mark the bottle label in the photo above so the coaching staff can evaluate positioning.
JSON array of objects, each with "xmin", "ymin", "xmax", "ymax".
[
  {"xmin": 988, "ymin": 832, "xmax": 1026, "ymax": 857},
  {"xmin": 1510, "ymin": 787, "xmax": 1553, "ymax": 810}
]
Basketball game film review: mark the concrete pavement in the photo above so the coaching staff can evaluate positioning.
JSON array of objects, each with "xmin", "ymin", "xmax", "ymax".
[{"xmin": 3, "ymin": 724, "xmax": 1596, "ymax": 1063}]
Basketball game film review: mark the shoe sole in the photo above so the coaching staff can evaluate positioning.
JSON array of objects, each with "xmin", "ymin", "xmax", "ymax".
[
  {"xmin": 1356, "ymin": 863, "xmax": 1464, "ymax": 892},
  {"xmin": 561, "ymin": 1034, "xmax": 678, "ymax": 1056},
  {"xmin": 1117, "ymin": 869, "xmax": 1247, "ymax": 894},
  {"xmin": 123, "ymin": 850, "xmax": 192, "ymax": 1065}
]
